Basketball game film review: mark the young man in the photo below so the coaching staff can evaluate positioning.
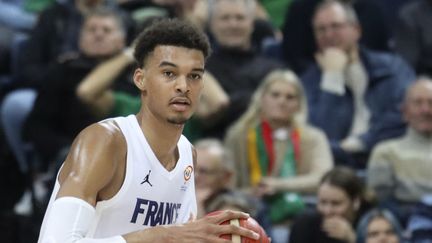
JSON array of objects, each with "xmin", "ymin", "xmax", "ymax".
[{"xmin": 37, "ymin": 19, "xmax": 260, "ymax": 243}]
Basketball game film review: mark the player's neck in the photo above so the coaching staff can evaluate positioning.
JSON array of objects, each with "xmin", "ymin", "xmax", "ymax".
[{"xmin": 135, "ymin": 112, "xmax": 183, "ymax": 170}]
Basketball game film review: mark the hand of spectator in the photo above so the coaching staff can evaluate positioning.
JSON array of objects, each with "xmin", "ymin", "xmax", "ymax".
[
  {"xmin": 122, "ymin": 46, "xmax": 135, "ymax": 62},
  {"xmin": 340, "ymin": 136, "xmax": 365, "ymax": 153},
  {"xmin": 254, "ymin": 177, "xmax": 278, "ymax": 197},
  {"xmin": 315, "ymin": 48, "xmax": 348, "ymax": 72},
  {"xmin": 322, "ymin": 216, "xmax": 355, "ymax": 243},
  {"xmin": 347, "ymin": 45, "xmax": 360, "ymax": 64}
]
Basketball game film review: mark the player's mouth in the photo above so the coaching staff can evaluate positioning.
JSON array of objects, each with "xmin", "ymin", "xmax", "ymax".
[{"xmin": 169, "ymin": 97, "xmax": 191, "ymax": 112}]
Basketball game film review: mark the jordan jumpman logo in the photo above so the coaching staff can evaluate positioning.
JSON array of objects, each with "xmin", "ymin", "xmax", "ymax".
[{"xmin": 141, "ymin": 170, "xmax": 153, "ymax": 186}]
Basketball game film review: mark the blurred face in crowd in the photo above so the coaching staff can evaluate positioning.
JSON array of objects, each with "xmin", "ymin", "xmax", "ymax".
[
  {"xmin": 261, "ymin": 80, "xmax": 300, "ymax": 127},
  {"xmin": 79, "ymin": 15, "xmax": 125, "ymax": 58},
  {"xmin": 403, "ymin": 80, "xmax": 432, "ymax": 136},
  {"xmin": 366, "ymin": 217, "xmax": 400, "ymax": 243},
  {"xmin": 313, "ymin": 3, "xmax": 360, "ymax": 53},
  {"xmin": 195, "ymin": 146, "xmax": 231, "ymax": 192},
  {"xmin": 210, "ymin": 0, "xmax": 254, "ymax": 50},
  {"xmin": 317, "ymin": 182, "xmax": 359, "ymax": 221}
]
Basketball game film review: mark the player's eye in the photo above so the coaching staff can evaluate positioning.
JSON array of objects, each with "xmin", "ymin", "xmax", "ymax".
[
  {"xmin": 189, "ymin": 73, "xmax": 202, "ymax": 80},
  {"xmin": 163, "ymin": 71, "xmax": 175, "ymax": 78}
]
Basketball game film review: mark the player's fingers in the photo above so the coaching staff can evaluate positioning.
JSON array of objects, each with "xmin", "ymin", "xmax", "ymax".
[
  {"xmin": 206, "ymin": 210, "xmax": 250, "ymax": 224},
  {"xmin": 216, "ymin": 223, "xmax": 260, "ymax": 241}
]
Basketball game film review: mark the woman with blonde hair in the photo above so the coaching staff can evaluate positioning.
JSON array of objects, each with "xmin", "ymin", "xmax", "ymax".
[{"xmin": 225, "ymin": 69, "xmax": 333, "ymax": 223}]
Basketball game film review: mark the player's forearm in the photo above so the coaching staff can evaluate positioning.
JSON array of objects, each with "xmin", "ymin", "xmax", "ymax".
[{"xmin": 122, "ymin": 226, "xmax": 171, "ymax": 243}]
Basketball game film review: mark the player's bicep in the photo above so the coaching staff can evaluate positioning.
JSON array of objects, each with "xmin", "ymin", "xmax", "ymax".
[{"xmin": 56, "ymin": 123, "xmax": 121, "ymax": 206}]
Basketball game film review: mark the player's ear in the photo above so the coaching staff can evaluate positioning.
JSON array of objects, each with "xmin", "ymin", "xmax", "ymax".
[{"xmin": 133, "ymin": 68, "xmax": 147, "ymax": 91}]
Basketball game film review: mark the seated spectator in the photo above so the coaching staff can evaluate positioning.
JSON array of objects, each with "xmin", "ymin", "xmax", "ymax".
[
  {"xmin": 194, "ymin": 138, "xmax": 236, "ymax": 218},
  {"xmin": 395, "ymin": 0, "xmax": 432, "ymax": 76},
  {"xmin": 302, "ymin": 0, "xmax": 415, "ymax": 167},
  {"xmin": 194, "ymin": 138, "xmax": 272, "ymax": 233},
  {"xmin": 201, "ymin": 0, "xmax": 284, "ymax": 138},
  {"xmin": 289, "ymin": 166, "xmax": 375, "ymax": 243},
  {"xmin": 281, "ymin": 0, "xmax": 392, "ymax": 74},
  {"xmin": 0, "ymin": 0, "xmax": 111, "ymax": 181},
  {"xmin": 17, "ymin": 0, "xmax": 111, "ymax": 88},
  {"xmin": 225, "ymin": 69, "xmax": 333, "ymax": 225},
  {"xmin": 356, "ymin": 208, "xmax": 403, "ymax": 243},
  {"xmin": 367, "ymin": 78, "xmax": 432, "ymax": 226},
  {"xmin": 22, "ymin": 7, "xmax": 134, "ymax": 194}
]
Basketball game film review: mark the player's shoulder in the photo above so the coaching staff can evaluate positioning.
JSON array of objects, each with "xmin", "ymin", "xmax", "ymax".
[
  {"xmin": 81, "ymin": 119, "xmax": 124, "ymax": 142},
  {"xmin": 70, "ymin": 119, "xmax": 127, "ymax": 156},
  {"xmin": 58, "ymin": 120, "xmax": 126, "ymax": 187}
]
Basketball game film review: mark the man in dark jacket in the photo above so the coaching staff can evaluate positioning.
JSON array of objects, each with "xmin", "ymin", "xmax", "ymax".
[
  {"xmin": 23, "ymin": 7, "xmax": 136, "ymax": 170},
  {"xmin": 301, "ymin": 0, "xmax": 415, "ymax": 167},
  {"xmin": 203, "ymin": 0, "xmax": 285, "ymax": 139}
]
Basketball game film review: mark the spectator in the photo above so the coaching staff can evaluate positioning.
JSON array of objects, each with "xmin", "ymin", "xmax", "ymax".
[
  {"xmin": 289, "ymin": 166, "xmax": 375, "ymax": 243},
  {"xmin": 281, "ymin": 0, "xmax": 392, "ymax": 74},
  {"xmin": 394, "ymin": 0, "xmax": 432, "ymax": 76},
  {"xmin": 194, "ymin": 138, "xmax": 236, "ymax": 217},
  {"xmin": 0, "ymin": 0, "xmax": 111, "ymax": 182},
  {"xmin": 18, "ymin": 0, "xmax": 111, "ymax": 87},
  {"xmin": 302, "ymin": 0, "xmax": 415, "ymax": 168},
  {"xmin": 194, "ymin": 138, "xmax": 272, "ymax": 237},
  {"xmin": 356, "ymin": 208, "xmax": 403, "ymax": 243},
  {"xmin": 18, "ymin": 8, "xmax": 135, "ymax": 214},
  {"xmin": 225, "ymin": 69, "xmax": 333, "ymax": 222},
  {"xmin": 367, "ymin": 78, "xmax": 432, "ymax": 225},
  {"xmin": 203, "ymin": 0, "xmax": 284, "ymax": 138},
  {"xmin": 24, "ymin": 6, "xmax": 133, "ymax": 168}
]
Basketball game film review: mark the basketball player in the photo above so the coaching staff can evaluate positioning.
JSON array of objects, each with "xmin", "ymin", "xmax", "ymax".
[{"xmin": 37, "ymin": 19, "xmax": 260, "ymax": 242}]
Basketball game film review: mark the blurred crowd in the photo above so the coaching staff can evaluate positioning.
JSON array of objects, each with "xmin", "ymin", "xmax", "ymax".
[{"xmin": 0, "ymin": 0, "xmax": 432, "ymax": 242}]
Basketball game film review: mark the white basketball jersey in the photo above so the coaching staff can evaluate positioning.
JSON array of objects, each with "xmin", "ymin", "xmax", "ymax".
[{"xmin": 39, "ymin": 115, "xmax": 197, "ymax": 239}]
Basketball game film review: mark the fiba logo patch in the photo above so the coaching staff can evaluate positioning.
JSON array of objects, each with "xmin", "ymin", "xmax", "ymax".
[
  {"xmin": 181, "ymin": 165, "xmax": 193, "ymax": 192},
  {"xmin": 184, "ymin": 165, "xmax": 193, "ymax": 181}
]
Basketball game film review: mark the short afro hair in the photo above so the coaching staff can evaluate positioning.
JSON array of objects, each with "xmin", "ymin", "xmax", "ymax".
[{"xmin": 133, "ymin": 18, "xmax": 211, "ymax": 68}]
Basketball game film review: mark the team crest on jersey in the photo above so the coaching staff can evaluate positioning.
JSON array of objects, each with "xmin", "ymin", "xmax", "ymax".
[{"xmin": 184, "ymin": 165, "xmax": 193, "ymax": 181}]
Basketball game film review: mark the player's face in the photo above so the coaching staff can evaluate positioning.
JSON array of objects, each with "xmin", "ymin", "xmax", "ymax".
[
  {"xmin": 261, "ymin": 81, "xmax": 300, "ymax": 125},
  {"xmin": 366, "ymin": 217, "xmax": 400, "ymax": 243},
  {"xmin": 317, "ymin": 182, "xmax": 357, "ymax": 220},
  {"xmin": 134, "ymin": 45, "xmax": 205, "ymax": 125}
]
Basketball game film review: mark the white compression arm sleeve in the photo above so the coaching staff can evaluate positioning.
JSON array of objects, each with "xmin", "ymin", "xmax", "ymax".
[{"xmin": 38, "ymin": 197, "xmax": 126, "ymax": 243}]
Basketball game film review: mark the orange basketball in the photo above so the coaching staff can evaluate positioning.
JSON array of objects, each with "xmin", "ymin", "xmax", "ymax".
[{"xmin": 207, "ymin": 211, "xmax": 270, "ymax": 243}]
